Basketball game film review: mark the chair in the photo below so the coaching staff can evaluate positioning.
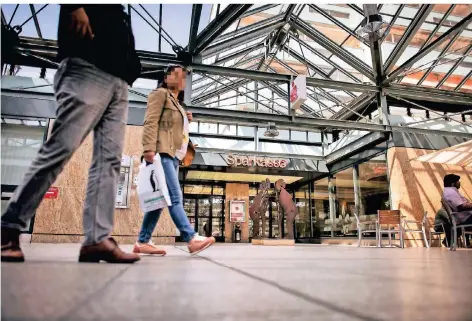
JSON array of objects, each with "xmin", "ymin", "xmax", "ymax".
[
  {"xmin": 377, "ymin": 210, "xmax": 404, "ymax": 248},
  {"xmin": 401, "ymin": 211, "xmax": 429, "ymax": 248},
  {"xmin": 441, "ymin": 198, "xmax": 472, "ymax": 251},
  {"xmin": 353, "ymin": 211, "xmax": 378, "ymax": 247},
  {"xmin": 429, "ymin": 222, "xmax": 448, "ymax": 248}
]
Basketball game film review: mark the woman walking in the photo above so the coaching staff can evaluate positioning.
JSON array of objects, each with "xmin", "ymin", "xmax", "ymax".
[{"xmin": 134, "ymin": 65, "xmax": 215, "ymax": 256}]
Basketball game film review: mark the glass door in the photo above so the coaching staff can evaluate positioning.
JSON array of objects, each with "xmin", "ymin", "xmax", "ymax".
[
  {"xmin": 211, "ymin": 196, "xmax": 224, "ymax": 241},
  {"xmin": 197, "ymin": 198, "xmax": 210, "ymax": 237}
]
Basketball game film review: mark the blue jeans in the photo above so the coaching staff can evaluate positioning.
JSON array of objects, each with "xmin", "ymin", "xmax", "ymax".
[{"xmin": 138, "ymin": 154, "xmax": 195, "ymax": 243}]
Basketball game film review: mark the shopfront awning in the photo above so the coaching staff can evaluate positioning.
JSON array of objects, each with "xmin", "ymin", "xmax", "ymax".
[{"xmin": 413, "ymin": 140, "xmax": 472, "ymax": 167}]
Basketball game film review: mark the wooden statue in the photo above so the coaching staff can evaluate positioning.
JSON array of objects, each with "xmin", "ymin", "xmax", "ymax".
[
  {"xmin": 249, "ymin": 179, "xmax": 270, "ymax": 239},
  {"xmin": 275, "ymin": 179, "xmax": 298, "ymax": 239}
]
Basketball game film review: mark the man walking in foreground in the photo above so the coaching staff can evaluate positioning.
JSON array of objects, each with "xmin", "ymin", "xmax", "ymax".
[{"xmin": 2, "ymin": 4, "xmax": 142, "ymax": 263}]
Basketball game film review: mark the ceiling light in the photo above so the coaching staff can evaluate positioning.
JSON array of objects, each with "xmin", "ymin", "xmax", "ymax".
[{"xmin": 264, "ymin": 122, "xmax": 279, "ymax": 138}]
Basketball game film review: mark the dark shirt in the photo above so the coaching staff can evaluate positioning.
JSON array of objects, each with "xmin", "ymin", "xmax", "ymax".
[{"xmin": 58, "ymin": 4, "xmax": 141, "ymax": 85}]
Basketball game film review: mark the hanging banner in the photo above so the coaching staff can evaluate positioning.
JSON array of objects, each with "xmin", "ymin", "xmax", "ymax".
[
  {"xmin": 290, "ymin": 75, "xmax": 307, "ymax": 110},
  {"xmin": 230, "ymin": 200, "xmax": 246, "ymax": 223}
]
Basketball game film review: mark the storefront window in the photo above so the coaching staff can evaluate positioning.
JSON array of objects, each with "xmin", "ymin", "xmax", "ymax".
[
  {"xmin": 357, "ymin": 155, "xmax": 390, "ymax": 221},
  {"xmin": 1, "ymin": 121, "xmax": 46, "ymax": 232},
  {"xmin": 332, "ymin": 168, "xmax": 356, "ymax": 236},
  {"xmin": 295, "ymin": 184, "xmax": 310, "ymax": 238},
  {"xmin": 1, "ymin": 123, "xmax": 46, "ymax": 185},
  {"xmin": 312, "ymin": 178, "xmax": 330, "ymax": 237}
]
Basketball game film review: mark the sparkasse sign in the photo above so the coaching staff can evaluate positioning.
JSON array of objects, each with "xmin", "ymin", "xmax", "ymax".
[{"xmin": 227, "ymin": 154, "xmax": 288, "ymax": 168}]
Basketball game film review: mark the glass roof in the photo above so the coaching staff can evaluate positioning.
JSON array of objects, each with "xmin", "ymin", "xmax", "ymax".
[{"xmin": 2, "ymin": 3, "xmax": 471, "ymax": 121}]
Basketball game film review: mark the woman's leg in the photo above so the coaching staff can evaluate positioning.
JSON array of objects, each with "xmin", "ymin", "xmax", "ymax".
[
  {"xmin": 160, "ymin": 155, "xmax": 195, "ymax": 242},
  {"xmin": 137, "ymin": 209, "xmax": 162, "ymax": 243}
]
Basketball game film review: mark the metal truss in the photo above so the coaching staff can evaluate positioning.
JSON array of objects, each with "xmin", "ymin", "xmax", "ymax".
[
  {"xmin": 331, "ymin": 93, "xmax": 377, "ymax": 120},
  {"xmin": 383, "ymin": 5, "xmax": 434, "ymax": 75},
  {"xmin": 294, "ymin": 37, "xmax": 363, "ymax": 83},
  {"xmin": 416, "ymin": 31, "xmax": 462, "ymax": 86},
  {"xmin": 192, "ymin": 5, "xmax": 252, "ymax": 56},
  {"xmin": 292, "ymin": 18, "xmax": 375, "ymax": 82},
  {"xmin": 436, "ymin": 44, "xmax": 472, "ymax": 89},
  {"xmin": 385, "ymin": 12, "xmax": 472, "ymax": 84},
  {"xmin": 2, "ymin": 3, "xmax": 472, "ymax": 142},
  {"xmin": 308, "ymin": 5, "xmax": 369, "ymax": 47},
  {"xmin": 188, "ymin": 4, "xmax": 202, "ymax": 54}
]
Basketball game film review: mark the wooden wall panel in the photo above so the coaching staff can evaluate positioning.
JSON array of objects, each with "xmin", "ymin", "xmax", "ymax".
[
  {"xmin": 387, "ymin": 147, "xmax": 472, "ymax": 247},
  {"xmin": 32, "ymin": 125, "xmax": 175, "ymax": 244},
  {"xmin": 224, "ymin": 183, "xmax": 250, "ymax": 243}
]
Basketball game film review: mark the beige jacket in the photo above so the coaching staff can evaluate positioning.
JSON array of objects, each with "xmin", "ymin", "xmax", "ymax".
[{"xmin": 142, "ymin": 88, "xmax": 186, "ymax": 158}]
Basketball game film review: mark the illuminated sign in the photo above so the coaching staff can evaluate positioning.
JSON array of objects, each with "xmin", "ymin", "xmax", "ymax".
[{"xmin": 227, "ymin": 154, "xmax": 288, "ymax": 168}]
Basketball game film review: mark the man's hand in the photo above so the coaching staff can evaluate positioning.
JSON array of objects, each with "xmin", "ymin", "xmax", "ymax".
[
  {"xmin": 186, "ymin": 111, "xmax": 193, "ymax": 123},
  {"xmin": 143, "ymin": 151, "xmax": 156, "ymax": 164},
  {"xmin": 69, "ymin": 7, "xmax": 94, "ymax": 39}
]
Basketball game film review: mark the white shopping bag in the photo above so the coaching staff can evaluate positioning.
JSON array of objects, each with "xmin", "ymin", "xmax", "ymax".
[{"xmin": 137, "ymin": 154, "xmax": 171, "ymax": 213}]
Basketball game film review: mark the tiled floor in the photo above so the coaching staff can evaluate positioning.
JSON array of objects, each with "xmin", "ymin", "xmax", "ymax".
[{"xmin": 2, "ymin": 243, "xmax": 472, "ymax": 321}]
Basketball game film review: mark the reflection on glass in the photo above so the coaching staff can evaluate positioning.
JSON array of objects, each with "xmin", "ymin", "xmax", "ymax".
[
  {"xmin": 332, "ymin": 167, "xmax": 356, "ymax": 236},
  {"xmin": 358, "ymin": 155, "xmax": 390, "ymax": 218},
  {"xmin": 313, "ymin": 178, "xmax": 331, "ymax": 237},
  {"xmin": 295, "ymin": 185, "xmax": 310, "ymax": 238}
]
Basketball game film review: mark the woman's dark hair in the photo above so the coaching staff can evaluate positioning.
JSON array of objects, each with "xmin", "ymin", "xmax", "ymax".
[{"xmin": 159, "ymin": 64, "xmax": 186, "ymax": 104}]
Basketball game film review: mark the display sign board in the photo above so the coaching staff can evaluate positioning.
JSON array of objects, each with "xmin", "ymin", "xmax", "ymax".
[
  {"xmin": 227, "ymin": 154, "xmax": 288, "ymax": 168},
  {"xmin": 44, "ymin": 187, "xmax": 59, "ymax": 199},
  {"xmin": 290, "ymin": 75, "xmax": 307, "ymax": 110},
  {"xmin": 115, "ymin": 155, "xmax": 133, "ymax": 209},
  {"xmin": 230, "ymin": 200, "xmax": 246, "ymax": 223}
]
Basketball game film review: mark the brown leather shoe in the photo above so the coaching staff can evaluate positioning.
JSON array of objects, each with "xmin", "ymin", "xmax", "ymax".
[
  {"xmin": 133, "ymin": 242, "xmax": 167, "ymax": 256},
  {"xmin": 79, "ymin": 237, "xmax": 140, "ymax": 263},
  {"xmin": 187, "ymin": 235, "xmax": 216, "ymax": 256},
  {"xmin": 1, "ymin": 227, "xmax": 25, "ymax": 262}
]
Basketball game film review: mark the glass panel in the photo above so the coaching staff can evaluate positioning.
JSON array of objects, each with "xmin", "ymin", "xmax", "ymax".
[
  {"xmin": 332, "ymin": 167, "xmax": 356, "ymax": 236},
  {"xmin": 212, "ymin": 217, "xmax": 224, "ymax": 237},
  {"xmin": 295, "ymin": 184, "xmax": 310, "ymax": 238},
  {"xmin": 198, "ymin": 217, "xmax": 210, "ymax": 237},
  {"xmin": 291, "ymin": 130, "xmax": 307, "ymax": 141},
  {"xmin": 183, "ymin": 198, "xmax": 196, "ymax": 225},
  {"xmin": 270, "ymin": 199, "xmax": 280, "ymax": 238},
  {"xmin": 1, "ymin": 123, "xmax": 45, "ymax": 186},
  {"xmin": 312, "ymin": 178, "xmax": 331, "ymax": 237},
  {"xmin": 212, "ymin": 197, "xmax": 224, "ymax": 217},
  {"xmin": 358, "ymin": 156, "xmax": 390, "ymax": 220}
]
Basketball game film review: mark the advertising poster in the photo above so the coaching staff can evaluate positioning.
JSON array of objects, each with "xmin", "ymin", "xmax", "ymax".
[{"xmin": 230, "ymin": 200, "xmax": 246, "ymax": 223}]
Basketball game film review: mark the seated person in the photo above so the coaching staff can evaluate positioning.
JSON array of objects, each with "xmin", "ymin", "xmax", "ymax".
[
  {"xmin": 443, "ymin": 174, "xmax": 472, "ymax": 246},
  {"xmin": 434, "ymin": 208, "xmax": 451, "ymax": 247}
]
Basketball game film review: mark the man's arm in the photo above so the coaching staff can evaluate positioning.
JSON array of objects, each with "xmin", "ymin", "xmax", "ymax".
[
  {"xmin": 61, "ymin": 5, "xmax": 94, "ymax": 39},
  {"xmin": 458, "ymin": 202, "xmax": 472, "ymax": 211}
]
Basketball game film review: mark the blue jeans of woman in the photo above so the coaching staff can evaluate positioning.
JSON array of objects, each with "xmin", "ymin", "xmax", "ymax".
[{"xmin": 138, "ymin": 154, "xmax": 195, "ymax": 243}]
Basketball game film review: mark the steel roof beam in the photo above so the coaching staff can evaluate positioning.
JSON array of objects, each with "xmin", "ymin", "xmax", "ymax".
[
  {"xmin": 280, "ymin": 47, "xmax": 356, "ymax": 100},
  {"xmin": 193, "ymin": 5, "xmax": 252, "ymax": 56},
  {"xmin": 380, "ymin": 5, "xmax": 405, "ymax": 43},
  {"xmin": 385, "ymin": 83, "xmax": 472, "ymax": 105},
  {"xmin": 193, "ymin": 54, "xmax": 264, "ymax": 87},
  {"xmin": 213, "ymin": 43, "xmax": 265, "ymax": 66},
  {"xmin": 417, "ymin": 31, "xmax": 462, "ymax": 86},
  {"xmin": 331, "ymin": 92, "xmax": 377, "ymax": 120},
  {"xmin": 309, "ymin": 5, "xmax": 368, "ymax": 46},
  {"xmin": 240, "ymin": 4, "xmax": 279, "ymax": 19},
  {"xmin": 295, "ymin": 37, "xmax": 362, "ymax": 83},
  {"xmin": 436, "ymin": 44, "xmax": 472, "ymax": 89},
  {"xmin": 188, "ymin": 4, "xmax": 203, "ymax": 53},
  {"xmin": 292, "ymin": 18, "xmax": 375, "ymax": 82},
  {"xmin": 455, "ymin": 69, "xmax": 472, "ymax": 92},
  {"xmin": 214, "ymin": 13, "xmax": 284, "ymax": 44},
  {"xmin": 385, "ymin": 12, "xmax": 472, "ymax": 84},
  {"xmin": 202, "ymin": 20, "xmax": 284, "ymax": 57},
  {"xmin": 383, "ymin": 5, "xmax": 434, "ymax": 74}
]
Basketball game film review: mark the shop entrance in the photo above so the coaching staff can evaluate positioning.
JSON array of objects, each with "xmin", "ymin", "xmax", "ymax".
[{"xmin": 182, "ymin": 195, "xmax": 225, "ymax": 242}]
